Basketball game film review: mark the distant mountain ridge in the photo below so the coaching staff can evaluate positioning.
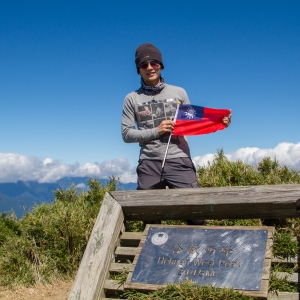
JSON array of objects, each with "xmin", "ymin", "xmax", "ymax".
[{"xmin": 0, "ymin": 177, "xmax": 137, "ymax": 218}]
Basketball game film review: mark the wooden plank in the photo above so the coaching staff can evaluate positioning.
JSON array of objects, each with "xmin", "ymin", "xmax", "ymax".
[
  {"xmin": 69, "ymin": 193, "xmax": 124, "ymax": 300},
  {"xmin": 265, "ymin": 237, "xmax": 274, "ymax": 259},
  {"xmin": 268, "ymin": 292, "xmax": 300, "ymax": 299},
  {"xmin": 109, "ymin": 262, "xmax": 134, "ymax": 273},
  {"xmin": 110, "ymin": 184, "xmax": 300, "ymax": 220},
  {"xmin": 115, "ymin": 246, "xmax": 137, "ymax": 262},
  {"xmin": 272, "ymin": 256, "xmax": 299, "ymax": 264},
  {"xmin": 120, "ymin": 231, "xmax": 143, "ymax": 247},
  {"xmin": 242, "ymin": 279, "xmax": 269, "ymax": 298},
  {"xmin": 262, "ymin": 259, "xmax": 272, "ymax": 280},
  {"xmin": 275, "ymin": 272, "xmax": 300, "ymax": 284},
  {"xmin": 103, "ymin": 280, "xmax": 124, "ymax": 297},
  {"xmin": 120, "ymin": 229, "xmax": 273, "ymax": 242}
]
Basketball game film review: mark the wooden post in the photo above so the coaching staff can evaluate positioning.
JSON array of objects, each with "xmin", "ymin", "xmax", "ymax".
[{"xmin": 69, "ymin": 193, "xmax": 124, "ymax": 300}]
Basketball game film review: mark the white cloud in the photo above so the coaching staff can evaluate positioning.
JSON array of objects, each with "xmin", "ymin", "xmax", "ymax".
[
  {"xmin": 193, "ymin": 142, "xmax": 300, "ymax": 170},
  {"xmin": 0, "ymin": 153, "xmax": 137, "ymax": 184},
  {"xmin": 75, "ymin": 183, "xmax": 87, "ymax": 189},
  {"xmin": 1, "ymin": 142, "xmax": 299, "ymax": 184}
]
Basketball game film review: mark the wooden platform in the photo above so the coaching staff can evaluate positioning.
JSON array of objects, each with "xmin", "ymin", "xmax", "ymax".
[{"xmin": 68, "ymin": 185, "xmax": 300, "ymax": 300}]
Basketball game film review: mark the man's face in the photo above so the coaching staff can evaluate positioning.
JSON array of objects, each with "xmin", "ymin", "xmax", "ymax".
[{"xmin": 139, "ymin": 60, "xmax": 162, "ymax": 86}]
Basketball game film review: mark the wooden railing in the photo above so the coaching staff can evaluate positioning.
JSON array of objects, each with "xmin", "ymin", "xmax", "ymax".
[{"xmin": 68, "ymin": 184, "xmax": 300, "ymax": 300}]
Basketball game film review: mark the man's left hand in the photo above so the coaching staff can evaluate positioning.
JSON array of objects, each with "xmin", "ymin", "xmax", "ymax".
[{"xmin": 222, "ymin": 114, "xmax": 231, "ymax": 127}]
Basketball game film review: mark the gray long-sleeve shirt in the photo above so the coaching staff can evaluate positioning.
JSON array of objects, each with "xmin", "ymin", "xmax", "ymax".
[{"xmin": 122, "ymin": 83, "xmax": 191, "ymax": 160}]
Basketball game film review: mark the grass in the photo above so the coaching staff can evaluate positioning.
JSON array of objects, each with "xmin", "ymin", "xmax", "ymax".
[
  {"xmin": 269, "ymin": 272, "xmax": 298, "ymax": 294},
  {"xmin": 123, "ymin": 280, "xmax": 254, "ymax": 300},
  {"xmin": 197, "ymin": 149, "xmax": 300, "ymax": 187},
  {"xmin": 0, "ymin": 212, "xmax": 21, "ymax": 245},
  {"xmin": 272, "ymin": 231, "xmax": 299, "ymax": 258},
  {"xmin": 0, "ymin": 178, "xmax": 117, "ymax": 287}
]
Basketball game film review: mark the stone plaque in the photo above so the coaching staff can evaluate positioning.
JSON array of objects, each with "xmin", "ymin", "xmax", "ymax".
[{"xmin": 130, "ymin": 226, "xmax": 268, "ymax": 291}]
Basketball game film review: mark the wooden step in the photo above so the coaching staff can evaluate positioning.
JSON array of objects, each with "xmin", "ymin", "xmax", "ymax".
[
  {"xmin": 115, "ymin": 246, "xmax": 137, "ymax": 262},
  {"xmin": 120, "ymin": 231, "xmax": 143, "ymax": 247},
  {"xmin": 104, "ymin": 279, "xmax": 124, "ymax": 297},
  {"xmin": 109, "ymin": 262, "xmax": 134, "ymax": 273},
  {"xmin": 275, "ymin": 272, "xmax": 300, "ymax": 284},
  {"xmin": 272, "ymin": 256, "xmax": 299, "ymax": 264},
  {"xmin": 267, "ymin": 292, "xmax": 300, "ymax": 299}
]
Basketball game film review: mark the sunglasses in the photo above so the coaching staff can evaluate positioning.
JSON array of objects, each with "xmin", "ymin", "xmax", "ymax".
[{"xmin": 139, "ymin": 60, "xmax": 161, "ymax": 70}]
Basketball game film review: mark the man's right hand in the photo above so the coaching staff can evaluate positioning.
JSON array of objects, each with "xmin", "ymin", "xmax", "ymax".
[{"xmin": 158, "ymin": 120, "xmax": 175, "ymax": 136}]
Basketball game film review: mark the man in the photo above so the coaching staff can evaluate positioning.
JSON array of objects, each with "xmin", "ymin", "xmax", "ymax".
[{"xmin": 122, "ymin": 43, "xmax": 230, "ymax": 224}]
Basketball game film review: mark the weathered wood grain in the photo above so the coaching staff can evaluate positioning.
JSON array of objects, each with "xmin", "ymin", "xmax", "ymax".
[
  {"xmin": 115, "ymin": 246, "xmax": 137, "ymax": 262},
  {"xmin": 262, "ymin": 259, "xmax": 272, "ymax": 280},
  {"xmin": 275, "ymin": 272, "xmax": 300, "ymax": 284},
  {"xmin": 242, "ymin": 279, "xmax": 269, "ymax": 299},
  {"xmin": 110, "ymin": 184, "xmax": 300, "ymax": 220},
  {"xmin": 109, "ymin": 262, "xmax": 134, "ymax": 273},
  {"xmin": 68, "ymin": 193, "xmax": 124, "ymax": 300},
  {"xmin": 272, "ymin": 256, "xmax": 299, "ymax": 264},
  {"xmin": 103, "ymin": 280, "xmax": 124, "ymax": 297},
  {"xmin": 267, "ymin": 292, "xmax": 300, "ymax": 299},
  {"xmin": 120, "ymin": 232, "xmax": 143, "ymax": 247}
]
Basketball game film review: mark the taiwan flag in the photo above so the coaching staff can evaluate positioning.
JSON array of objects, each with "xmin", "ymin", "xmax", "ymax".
[{"xmin": 172, "ymin": 104, "xmax": 231, "ymax": 136}]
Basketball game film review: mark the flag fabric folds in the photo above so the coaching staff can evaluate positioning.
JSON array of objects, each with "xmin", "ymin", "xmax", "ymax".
[{"xmin": 172, "ymin": 104, "xmax": 231, "ymax": 136}]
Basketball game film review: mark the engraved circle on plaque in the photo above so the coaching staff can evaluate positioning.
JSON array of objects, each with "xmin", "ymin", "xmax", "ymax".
[{"xmin": 151, "ymin": 232, "xmax": 168, "ymax": 245}]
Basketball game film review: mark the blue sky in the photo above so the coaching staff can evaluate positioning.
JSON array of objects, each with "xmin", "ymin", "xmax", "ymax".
[{"xmin": 1, "ymin": 1, "xmax": 300, "ymax": 183}]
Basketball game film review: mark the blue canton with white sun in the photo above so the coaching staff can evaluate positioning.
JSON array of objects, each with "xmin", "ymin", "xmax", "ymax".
[{"xmin": 177, "ymin": 105, "xmax": 204, "ymax": 121}]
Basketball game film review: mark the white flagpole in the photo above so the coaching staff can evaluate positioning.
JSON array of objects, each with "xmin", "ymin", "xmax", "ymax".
[{"xmin": 161, "ymin": 102, "xmax": 181, "ymax": 170}]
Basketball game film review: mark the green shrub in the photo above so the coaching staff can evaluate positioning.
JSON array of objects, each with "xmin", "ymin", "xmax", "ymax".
[
  {"xmin": 197, "ymin": 149, "xmax": 300, "ymax": 187},
  {"xmin": 0, "ymin": 177, "xmax": 117, "ymax": 287},
  {"xmin": 0, "ymin": 213, "xmax": 21, "ymax": 246}
]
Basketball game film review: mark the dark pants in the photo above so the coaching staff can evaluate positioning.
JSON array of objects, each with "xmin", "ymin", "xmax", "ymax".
[
  {"xmin": 136, "ymin": 158, "xmax": 205, "ymax": 226},
  {"xmin": 137, "ymin": 157, "xmax": 200, "ymax": 189}
]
